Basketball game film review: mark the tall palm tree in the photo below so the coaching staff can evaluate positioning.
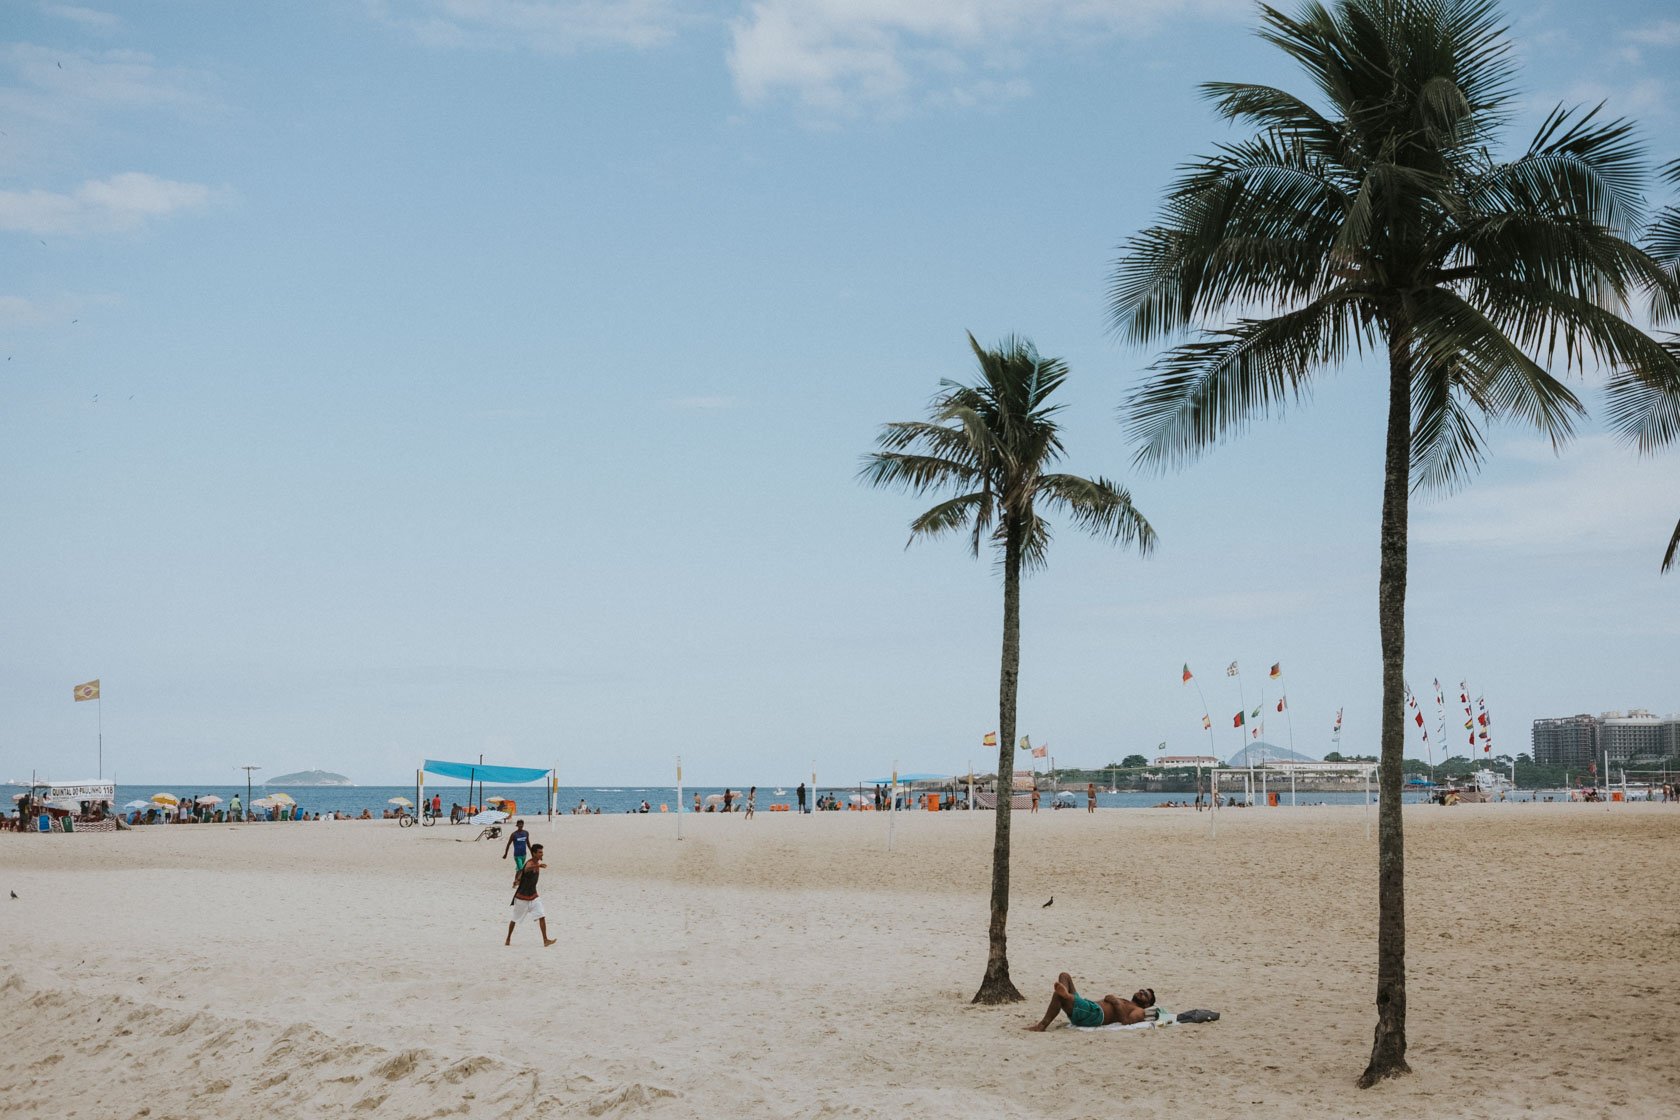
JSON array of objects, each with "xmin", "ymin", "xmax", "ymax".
[
  {"xmin": 1641, "ymin": 158, "xmax": 1680, "ymax": 572},
  {"xmin": 1106, "ymin": 0, "xmax": 1680, "ymax": 1086},
  {"xmin": 862, "ymin": 332, "xmax": 1155, "ymax": 1004}
]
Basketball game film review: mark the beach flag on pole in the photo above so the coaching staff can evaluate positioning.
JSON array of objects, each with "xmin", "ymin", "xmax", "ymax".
[
  {"xmin": 1277, "ymin": 697, "xmax": 1287, "ymax": 712},
  {"xmin": 1269, "ymin": 663, "xmax": 1281, "ymax": 680},
  {"xmin": 1415, "ymin": 712, "xmax": 1424, "ymax": 727},
  {"xmin": 1019, "ymin": 735, "xmax": 1031, "ymax": 752},
  {"xmin": 74, "ymin": 679, "xmax": 100, "ymax": 701},
  {"xmin": 983, "ymin": 732, "xmax": 997, "ymax": 747},
  {"xmin": 1201, "ymin": 714, "xmax": 1211, "ymax": 730},
  {"xmin": 1031, "ymin": 743, "xmax": 1048, "ymax": 759},
  {"xmin": 1251, "ymin": 704, "xmax": 1262, "ymax": 719},
  {"xmin": 1233, "ymin": 711, "xmax": 1245, "ymax": 728},
  {"xmin": 1182, "ymin": 663, "xmax": 1193, "ymax": 683}
]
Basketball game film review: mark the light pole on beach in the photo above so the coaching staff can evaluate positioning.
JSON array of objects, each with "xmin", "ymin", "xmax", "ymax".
[{"xmin": 240, "ymin": 765, "xmax": 260, "ymax": 820}]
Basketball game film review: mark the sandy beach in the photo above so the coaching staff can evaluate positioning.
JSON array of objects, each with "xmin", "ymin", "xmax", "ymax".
[{"xmin": 2, "ymin": 803, "xmax": 1676, "ymax": 1119}]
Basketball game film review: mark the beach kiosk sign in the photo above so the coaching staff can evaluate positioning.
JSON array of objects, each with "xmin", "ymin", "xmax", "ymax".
[{"xmin": 45, "ymin": 781, "xmax": 115, "ymax": 803}]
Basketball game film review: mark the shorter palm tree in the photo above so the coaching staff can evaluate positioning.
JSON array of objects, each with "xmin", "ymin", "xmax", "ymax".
[{"xmin": 861, "ymin": 332, "xmax": 1155, "ymax": 1003}]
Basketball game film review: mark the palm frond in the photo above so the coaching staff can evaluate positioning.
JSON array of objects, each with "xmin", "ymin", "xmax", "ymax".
[
  {"xmin": 1480, "ymin": 104, "xmax": 1648, "ymax": 233},
  {"xmin": 1126, "ymin": 295, "xmax": 1363, "ymax": 467},
  {"xmin": 858, "ymin": 452, "xmax": 980, "ymax": 495},
  {"xmin": 1663, "ymin": 516, "xmax": 1680, "ymax": 574},
  {"xmin": 1037, "ymin": 474, "xmax": 1158, "ymax": 555},
  {"xmin": 1411, "ymin": 286, "xmax": 1585, "ymax": 450},
  {"xmin": 907, "ymin": 492, "xmax": 988, "ymax": 554},
  {"xmin": 1602, "ymin": 364, "xmax": 1680, "ymax": 453},
  {"xmin": 1408, "ymin": 365, "xmax": 1491, "ymax": 494}
]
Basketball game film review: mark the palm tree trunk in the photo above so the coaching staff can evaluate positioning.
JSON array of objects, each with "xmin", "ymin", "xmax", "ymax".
[
  {"xmin": 974, "ymin": 517, "xmax": 1025, "ymax": 1004},
  {"xmin": 1359, "ymin": 316, "xmax": 1414, "ymax": 1087}
]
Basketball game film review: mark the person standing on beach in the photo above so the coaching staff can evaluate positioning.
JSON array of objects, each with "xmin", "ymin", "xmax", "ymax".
[
  {"xmin": 693, "ymin": 792, "xmax": 701, "ymax": 814},
  {"xmin": 1030, "ymin": 787, "xmax": 1040, "ymax": 814},
  {"xmin": 431, "ymin": 793, "xmax": 441, "ymax": 819},
  {"xmin": 502, "ymin": 819, "xmax": 530, "ymax": 869},
  {"xmin": 1086, "ymin": 782, "xmax": 1096, "ymax": 814},
  {"xmin": 745, "ymin": 787, "xmax": 755, "ymax": 819},
  {"xmin": 506, "ymin": 843, "xmax": 556, "ymax": 947},
  {"xmin": 797, "ymin": 783, "xmax": 806, "ymax": 814}
]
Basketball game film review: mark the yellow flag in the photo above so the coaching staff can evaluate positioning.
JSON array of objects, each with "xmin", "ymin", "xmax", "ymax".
[{"xmin": 74, "ymin": 679, "xmax": 100, "ymax": 702}]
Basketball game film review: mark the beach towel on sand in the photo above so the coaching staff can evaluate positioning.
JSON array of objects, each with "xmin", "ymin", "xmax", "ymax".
[{"xmin": 1072, "ymin": 1009, "xmax": 1220, "ymax": 1030}]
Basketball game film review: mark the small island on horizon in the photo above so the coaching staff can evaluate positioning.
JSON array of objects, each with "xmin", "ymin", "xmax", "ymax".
[{"xmin": 268, "ymin": 769, "xmax": 354, "ymax": 787}]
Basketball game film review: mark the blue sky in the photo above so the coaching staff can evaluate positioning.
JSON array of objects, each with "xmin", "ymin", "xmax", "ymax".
[{"xmin": 3, "ymin": 0, "xmax": 1677, "ymax": 786}]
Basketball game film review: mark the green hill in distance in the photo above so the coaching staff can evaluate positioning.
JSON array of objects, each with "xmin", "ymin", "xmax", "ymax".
[{"xmin": 268, "ymin": 769, "xmax": 354, "ymax": 787}]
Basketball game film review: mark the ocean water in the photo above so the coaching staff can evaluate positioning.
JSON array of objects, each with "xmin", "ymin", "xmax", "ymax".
[{"xmin": 11, "ymin": 782, "xmax": 1408, "ymax": 819}]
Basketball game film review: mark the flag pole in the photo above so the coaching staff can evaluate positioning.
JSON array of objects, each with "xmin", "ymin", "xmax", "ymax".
[
  {"xmin": 676, "ymin": 756, "xmax": 683, "ymax": 840},
  {"xmin": 97, "ymin": 694, "xmax": 103, "ymax": 779}
]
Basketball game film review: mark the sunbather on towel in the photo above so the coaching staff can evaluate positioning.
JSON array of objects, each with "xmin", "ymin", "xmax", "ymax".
[{"xmin": 1024, "ymin": 973, "xmax": 1155, "ymax": 1031}]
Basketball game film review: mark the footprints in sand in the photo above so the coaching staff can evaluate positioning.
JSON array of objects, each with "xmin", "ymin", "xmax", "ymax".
[{"xmin": 0, "ymin": 966, "xmax": 684, "ymax": 1119}]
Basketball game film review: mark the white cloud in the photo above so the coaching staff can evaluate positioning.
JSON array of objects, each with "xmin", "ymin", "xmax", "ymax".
[
  {"xmin": 368, "ymin": 0, "xmax": 683, "ymax": 52},
  {"xmin": 0, "ymin": 290, "xmax": 118, "ymax": 327},
  {"xmin": 1, "ymin": 42, "xmax": 205, "ymax": 115},
  {"xmin": 0, "ymin": 295, "xmax": 49, "ymax": 328},
  {"xmin": 727, "ymin": 0, "xmax": 1244, "ymax": 114},
  {"xmin": 40, "ymin": 5, "xmax": 123, "ymax": 32},
  {"xmin": 1411, "ymin": 435, "xmax": 1680, "ymax": 554},
  {"xmin": 1621, "ymin": 20, "xmax": 1680, "ymax": 48},
  {"xmin": 0, "ymin": 173, "xmax": 220, "ymax": 235}
]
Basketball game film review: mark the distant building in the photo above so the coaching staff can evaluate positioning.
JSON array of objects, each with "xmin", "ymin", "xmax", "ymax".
[
  {"xmin": 1531, "ymin": 710, "xmax": 1680, "ymax": 766},
  {"xmin": 1154, "ymin": 756, "xmax": 1220, "ymax": 767},
  {"xmin": 1531, "ymin": 714, "xmax": 1601, "ymax": 767}
]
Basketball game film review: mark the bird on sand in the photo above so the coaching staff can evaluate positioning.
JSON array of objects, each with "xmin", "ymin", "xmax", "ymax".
[{"xmin": 1042, "ymin": 896, "xmax": 1053, "ymax": 908}]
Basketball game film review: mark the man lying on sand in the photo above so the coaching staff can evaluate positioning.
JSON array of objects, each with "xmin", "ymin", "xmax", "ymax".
[{"xmin": 1024, "ymin": 973, "xmax": 1155, "ymax": 1030}]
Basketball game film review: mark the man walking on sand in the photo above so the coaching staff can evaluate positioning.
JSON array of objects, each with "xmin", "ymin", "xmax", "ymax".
[
  {"xmin": 797, "ymin": 782, "xmax": 806, "ymax": 814},
  {"xmin": 502, "ymin": 819, "xmax": 530, "ymax": 869},
  {"xmin": 506, "ymin": 843, "xmax": 556, "ymax": 947},
  {"xmin": 1087, "ymin": 782, "xmax": 1096, "ymax": 814}
]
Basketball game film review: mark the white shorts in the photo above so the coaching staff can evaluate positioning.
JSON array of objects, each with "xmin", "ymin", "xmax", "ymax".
[{"xmin": 511, "ymin": 897, "xmax": 545, "ymax": 922}]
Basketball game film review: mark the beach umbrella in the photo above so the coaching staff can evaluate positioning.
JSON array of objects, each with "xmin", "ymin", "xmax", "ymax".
[
  {"xmin": 123, "ymin": 800, "xmax": 154, "ymax": 810},
  {"xmin": 151, "ymin": 793, "xmax": 179, "ymax": 806},
  {"xmin": 469, "ymin": 809, "xmax": 507, "ymax": 825},
  {"xmin": 252, "ymin": 796, "xmax": 278, "ymax": 808},
  {"xmin": 267, "ymin": 792, "xmax": 295, "ymax": 805},
  {"xmin": 45, "ymin": 798, "xmax": 82, "ymax": 811},
  {"xmin": 197, "ymin": 795, "xmax": 222, "ymax": 805},
  {"xmin": 484, "ymin": 796, "xmax": 511, "ymax": 806},
  {"xmin": 388, "ymin": 797, "xmax": 414, "ymax": 807}
]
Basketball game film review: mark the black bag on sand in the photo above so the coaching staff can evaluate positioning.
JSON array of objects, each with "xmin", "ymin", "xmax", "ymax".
[{"xmin": 1176, "ymin": 1009, "xmax": 1220, "ymax": 1023}]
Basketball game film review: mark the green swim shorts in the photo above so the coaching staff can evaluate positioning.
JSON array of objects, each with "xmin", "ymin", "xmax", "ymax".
[{"xmin": 1068, "ymin": 993, "xmax": 1105, "ymax": 1028}]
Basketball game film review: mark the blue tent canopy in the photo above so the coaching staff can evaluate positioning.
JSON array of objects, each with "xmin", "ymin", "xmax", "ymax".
[
  {"xmin": 422, "ymin": 759, "xmax": 550, "ymax": 784},
  {"xmin": 861, "ymin": 773, "xmax": 952, "ymax": 784}
]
